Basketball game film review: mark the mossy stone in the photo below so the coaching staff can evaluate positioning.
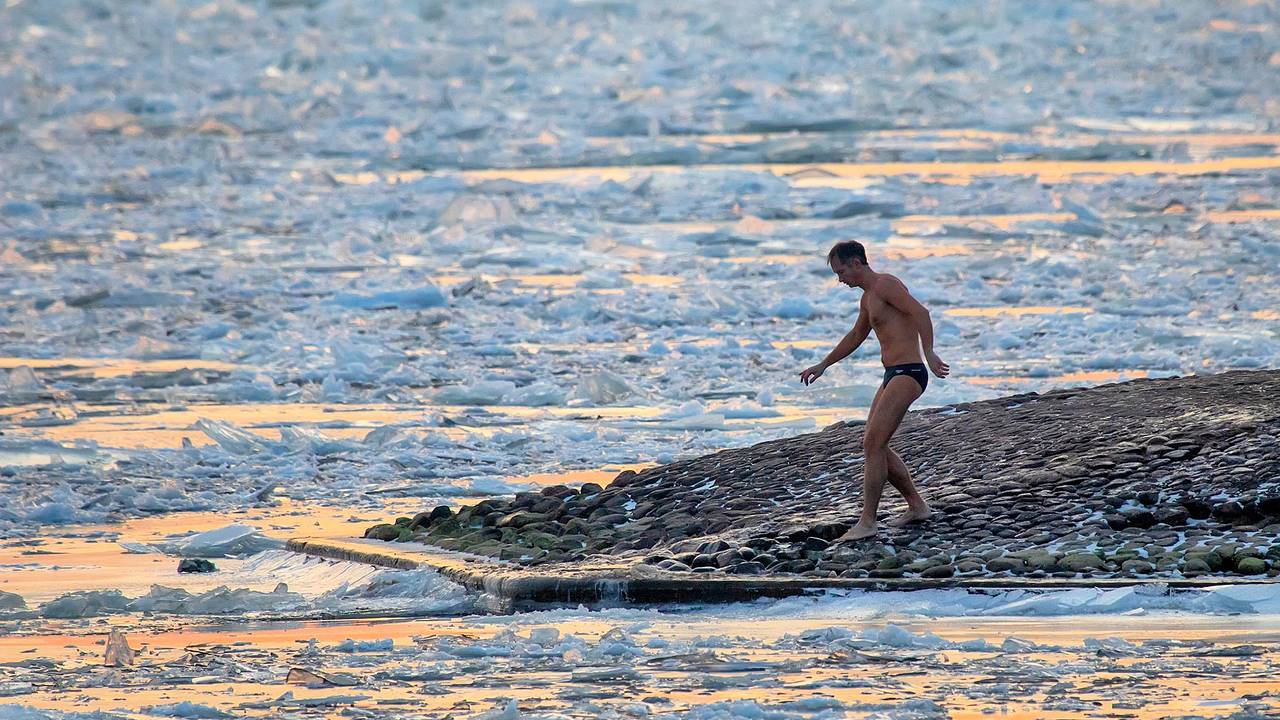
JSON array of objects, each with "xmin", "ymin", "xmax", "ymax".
[
  {"xmin": 1236, "ymin": 557, "xmax": 1267, "ymax": 575},
  {"xmin": 364, "ymin": 524, "xmax": 403, "ymax": 541}
]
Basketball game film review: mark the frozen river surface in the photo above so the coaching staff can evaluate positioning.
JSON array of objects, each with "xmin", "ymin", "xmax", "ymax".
[{"xmin": 1, "ymin": 0, "xmax": 1279, "ymax": 717}]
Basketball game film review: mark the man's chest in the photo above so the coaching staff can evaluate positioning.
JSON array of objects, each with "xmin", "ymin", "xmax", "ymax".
[{"xmin": 862, "ymin": 293, "xmax": 893, "ymax": 326}]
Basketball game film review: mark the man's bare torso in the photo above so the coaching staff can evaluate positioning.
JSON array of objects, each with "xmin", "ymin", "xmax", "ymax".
[{"xmin": 861, "ymin": 273, "xmax": 924, "ymax": 366}]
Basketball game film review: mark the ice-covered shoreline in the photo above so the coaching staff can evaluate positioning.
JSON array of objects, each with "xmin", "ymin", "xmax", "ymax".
[{"xmin": 4, "ymin": 0, "xmax": 1279, "ymax": 543}]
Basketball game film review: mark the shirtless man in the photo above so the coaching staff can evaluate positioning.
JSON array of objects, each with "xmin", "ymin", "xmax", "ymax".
[{"xmin": 799, "ymin": 240, "xmax": 950, "ymax": 541}]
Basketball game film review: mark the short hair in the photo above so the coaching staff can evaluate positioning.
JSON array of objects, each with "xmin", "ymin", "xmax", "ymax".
[{"xmin": 827, "ymin": 240, "xmax": 868, "ymax": 267}]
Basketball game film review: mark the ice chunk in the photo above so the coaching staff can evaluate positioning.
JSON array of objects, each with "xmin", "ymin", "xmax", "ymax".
[
  {"xmin": 433, "ymin": 380, "xmax": 515, "ymax": 405},
  {"xmin": 569, "ymin": 666, "xmax": 641, "ymax": 682},
  {"xmin": 142, "ymin": 701, "xmax": 233, "ymax": 719},
  {"xmin": 861, "ymin": 624, "xmax": 953, "ymax": 649},
  {"xmin": 472, "ymin": 699, "xmax": 520, "ymax": 720},
  {"xmin": 528, "ymin": 627, "xmax": 560, "ymax": 646},
  {"xmin": 769, "ymin": 297, "xmax": 817, "ymax": 319},
  {"xmin": 40, "ymin": 590, "xmax": 130, "ymax": 618},
  {"xmin": 166, "ymin": 524, "xmax": 284, "ymax": 558},
  {"xmin": 569, "ymin": 370, "xmax": 635, "ymax": 404},
  {"xmin": 2, "ymin": 366, "xmax": 44, "ymax": 397},
  {"xmin": 331, "ymin": 285, "xmax": 446, "ymax": 310},
  {"xmin": 128, "ymin": 583, "xmax": 305, "ymax": 614},
  {"xmin": 577, "ymin": 270, "xmax": 632, "ymax": 289},
  {"xmin": 97, "ymin": 288, "xmax": 189, "ymax": 309},
  {"xmin": 716, "ymin": 400, "xmax": 782, "ymax": 419},
  {"xmin": 0, "ymin": 708, "xmax": 55, "ymax": 720},
  {"xmin": 663, "ymin": 413, "xmax": 728, "ymax": 431},
  {"xmin": 468, "ymin": 477, "xmax": 533, "ymax": 495},
  {"xmin": 806, "ymin": 384, "xmax": 879, "ymax": 407},
  {"xmin": 505, "ymin": 381, "xmax": 566, "ymax": 406},
  {"xmin": 103, "ymin": 629, "xmax": 135, "ymax": 667},
  {"xmin": 0, "ymin": 590, "xmax": 26, "ymax": 610},
  {"xmin": 286, "ymin": 667, "xmax": 359, "ymax": 688},
  {"xmin": 193, "ymin": 418, "xmax": 270, "ymax": 455},
  {"xmin": 438, "ymin": 195, "xmax": 517, "ymax": 225},
  {"xmin": 333, "ymin": 638, "xmax": 393, "ymax": 653}
]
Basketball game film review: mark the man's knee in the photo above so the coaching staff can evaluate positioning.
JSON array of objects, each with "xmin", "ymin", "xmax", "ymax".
[{"xmin": 863, "ymin": 432, "xmax": 889, "ymax": 454}]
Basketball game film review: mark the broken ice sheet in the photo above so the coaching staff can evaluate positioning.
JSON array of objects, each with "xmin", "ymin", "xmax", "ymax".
[
  {"xmin": 160, "ymin": 524, "xmax": 284, "ymax": 558},
  {"xmin": 285, "ymin": 667, "xmax": 359, "ymax": 687},
  {"xmin": 141, "ymin": 701, "xmax": 234, "ymax": 718}
]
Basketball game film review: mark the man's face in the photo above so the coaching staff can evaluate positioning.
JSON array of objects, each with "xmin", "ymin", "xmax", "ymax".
[{"xmin": 831, "ymin": 258, "xmax": 862, "ymax": 287}]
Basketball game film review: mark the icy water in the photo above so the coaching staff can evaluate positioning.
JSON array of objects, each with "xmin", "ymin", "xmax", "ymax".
[{"xmin": 3, "ymin": 0, "xmax": 1280, "ymax": 717}]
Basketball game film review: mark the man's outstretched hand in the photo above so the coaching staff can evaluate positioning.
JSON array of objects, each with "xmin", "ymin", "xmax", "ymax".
[
  {"xmin": 926, "ymin": 351, "xmax": 950, "ymax": 379},
  {"xmin": 799, "ymin": 363, "xmax": 826, "ymax": 386}
]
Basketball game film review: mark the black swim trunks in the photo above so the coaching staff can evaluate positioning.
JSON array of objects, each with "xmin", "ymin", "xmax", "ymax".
[{"xmin": 882, "ymin": 363, "xmax": 928, "ymax": 393}]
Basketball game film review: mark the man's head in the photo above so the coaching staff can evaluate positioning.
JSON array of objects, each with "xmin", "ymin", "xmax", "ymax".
[{"xmin": 827, "ymin": 240, "xmax": 870, "ymax": 287}]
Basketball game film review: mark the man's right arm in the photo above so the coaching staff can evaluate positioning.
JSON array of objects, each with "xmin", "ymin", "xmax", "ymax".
[
  {"xmin": 819, "ymin": 312, "xmax": 870, "ymax": 369},
  {"xmin": 800, "ymin": 311, "xmax": 869, "ymax": 385}
]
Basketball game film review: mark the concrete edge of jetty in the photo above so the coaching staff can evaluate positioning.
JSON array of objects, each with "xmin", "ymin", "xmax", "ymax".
[{"xmin": 285, "ymin": 536, "xmax": 1277, "ymax": 612}]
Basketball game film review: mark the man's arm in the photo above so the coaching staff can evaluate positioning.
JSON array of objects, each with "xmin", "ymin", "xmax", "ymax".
[
  {"xmin": 881, "ymin": 276, "xmax": 950, "ymax": 378},
  {"xmin": 800, "ymin": 310, "xmax": 870, "ymax": 385},
  {"xmin": 820, "ymin": 311, "xmax": 871, "ymax": 368}
]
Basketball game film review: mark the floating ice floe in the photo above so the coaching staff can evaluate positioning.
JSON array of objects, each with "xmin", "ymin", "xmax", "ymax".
[
  {"xmin": 141, "ymin": 702, "xmax": 232, "ymax": 719},
  {"xmin": 569, "ymin": 370, "xmax": 637, "ymax": 405},
  {"xmin": 129, "ymin": 584, "xmax": 305, "ymax": 615},
  {"xmin": 40, "ymin": 590, "xmax": 130, "ymax": 619},
  {"xmin": 333, "ymin": 638, "xmax": 393, "ymax": 653},
  {"xmin": 330, "ymin": 285, "xmax": 447, "ymax": 310},
  {"xmin": 769, "ymin": 297, "xmax": 817, "ymax": 319}
]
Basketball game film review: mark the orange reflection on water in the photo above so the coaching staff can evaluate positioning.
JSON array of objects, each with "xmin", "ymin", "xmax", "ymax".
[
  {"xmin": 1204, "ymin": 209, "xmax": 1280, "ymax": 223},
  {"xmin": 0, "ymin": 499, "xmax": 383, "ymax": 604}
]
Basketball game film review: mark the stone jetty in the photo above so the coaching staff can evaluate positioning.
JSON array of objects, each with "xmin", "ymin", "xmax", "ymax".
[{"xmin": 363, "ymin": 370, "xmax": 1280, "ymax": 581}]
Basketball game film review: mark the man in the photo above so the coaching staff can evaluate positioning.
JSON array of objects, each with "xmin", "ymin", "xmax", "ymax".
[{"xmin": 799, "ymin": 240, "xmax": 950, "ymax": 541}]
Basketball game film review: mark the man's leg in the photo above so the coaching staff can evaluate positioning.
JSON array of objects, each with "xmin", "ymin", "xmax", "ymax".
[
  {"xmin": 867, "ymin": 386, "xmax": 923, "ymax": 508},
  {"xmin": 885, "ymin": 448, "xmax": 931, "ymax": 527},
  {"xmin": 838, "ymin": 376, "xmax": 923, "ymax": 541}
]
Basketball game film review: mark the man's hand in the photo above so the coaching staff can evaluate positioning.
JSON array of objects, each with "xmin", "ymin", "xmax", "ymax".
[
  {"xmin": 799, "ymin": 363, "xmax": 827, "ymax": 386},
  {"xmin": 926, "ymin": 351, "xmax": 950, "ymax": 379}
]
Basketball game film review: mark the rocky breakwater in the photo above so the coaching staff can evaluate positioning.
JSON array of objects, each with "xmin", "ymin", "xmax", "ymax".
[{"xmin": 364, "ymin": 370, "xmax": 1280, "ymax": 582}]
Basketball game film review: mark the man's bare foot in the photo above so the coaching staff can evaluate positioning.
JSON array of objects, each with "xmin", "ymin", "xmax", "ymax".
[
  {"xmin": 836, "ymin": 520, "xmax": 878, "ymax": 541},
  {"xmin": 887, "ymin": 506, "xmax": 932, "ymax": 528}
]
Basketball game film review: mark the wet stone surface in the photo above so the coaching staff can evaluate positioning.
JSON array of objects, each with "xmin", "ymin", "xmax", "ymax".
[{"xmin": 366, "ymin": 370, "xmax": 1280, "ymax": 581}]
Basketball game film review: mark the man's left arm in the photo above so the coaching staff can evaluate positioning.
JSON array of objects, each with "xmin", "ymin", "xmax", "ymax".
[{"xmin": 882, "ymin": 278, "xmax": 950, "ymax": 378}]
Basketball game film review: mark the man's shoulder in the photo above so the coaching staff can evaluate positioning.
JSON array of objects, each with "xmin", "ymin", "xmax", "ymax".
[{"xmin": 871, "ymin": 272, "xmax": 907, "ymax": 292}]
